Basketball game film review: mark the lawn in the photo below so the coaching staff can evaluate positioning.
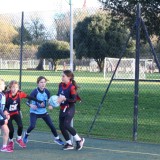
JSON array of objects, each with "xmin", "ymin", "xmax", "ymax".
[{"xmin": 1, "ymin": 69, "xmax": 160, "ymax": 143}]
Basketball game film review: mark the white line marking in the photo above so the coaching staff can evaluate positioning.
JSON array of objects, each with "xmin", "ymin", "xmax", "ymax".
[
  {"xmin": 0, "ymin": 136, "xmax": 159, "ymax": 157},
  {"xmin": 28, "ymin": 139, "xmax": 160, "ymax": 157}
]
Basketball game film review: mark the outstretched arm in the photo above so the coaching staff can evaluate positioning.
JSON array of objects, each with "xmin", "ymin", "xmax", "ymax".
[{"xmin": 26, "ymin": 95, "xmax": 43, "ymax": 103}]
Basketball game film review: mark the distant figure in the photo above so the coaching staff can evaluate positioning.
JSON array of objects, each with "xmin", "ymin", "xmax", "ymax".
[
  {"xmin": 148, "ymin": 63, "xmax": 155, "ymax": 73},
  {"xmin": 63, "ymin": 62, "xmax": 66, "ymax": 71},
  {"xmin": 48, "ymin": 61, "xmax": 53, "ymax": 70}
]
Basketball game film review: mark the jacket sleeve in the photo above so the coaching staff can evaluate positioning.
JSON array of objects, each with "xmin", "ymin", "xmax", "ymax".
[{"xmin": 26, "ymin": 95, "xmax": 43, "ymax": 103}]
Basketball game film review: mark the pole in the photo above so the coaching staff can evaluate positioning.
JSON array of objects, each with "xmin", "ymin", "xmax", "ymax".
[
  {"xmin": 70, "ymin": 0, "xmax": 73, "ymax": 72},
  {"xmin": 69, "ymin": 0, "xmax": 74, "ymax": 143},
  {"xmin": 141, "ymin": 19, "xmax": 160, "ymax": 72},
  {"xmin": 133, "ymin": 3, "xmax": 141, "ymax": 141},
  {"xmin": 88, "ymin": 22, "xmax": 136, "ymax": 135},
  {"xmin": 19, "ymin": 12, "xmax": 24, "ymax": 90}
]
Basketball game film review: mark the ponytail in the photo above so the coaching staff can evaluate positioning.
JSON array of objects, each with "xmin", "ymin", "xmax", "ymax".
[
  {"xmin": 71, "ymin": 79, "xmax": 78, "ymax": 90},
  {"xmin": 63, "ymin": 70, "xmax": 79, "ymax": 90}
]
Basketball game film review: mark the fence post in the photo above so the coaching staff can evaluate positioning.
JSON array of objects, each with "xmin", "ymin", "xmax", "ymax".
[
  {"xmin": 69, "ymin": 0, "xmax": 74, "ymax": 143},
  {"xmin": 19, "ymin": 12, "xmax": 24, "ymax": 89},
  {"xmin": 133, "ymin": 3, "xmax": 141, "ymax": 141}
]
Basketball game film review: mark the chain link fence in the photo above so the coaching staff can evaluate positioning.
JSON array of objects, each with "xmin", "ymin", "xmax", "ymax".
[{"xmin": 0, "ymin": 3, "xmax": 160, "ymax": 144}]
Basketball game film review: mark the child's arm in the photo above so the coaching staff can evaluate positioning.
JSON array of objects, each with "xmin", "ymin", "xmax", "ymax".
[
  {"xmin": 19, "ymin": 91, "xmax": 43, "ymax": 103},
  {"xmin": 0, "ymin": 108, "xmax": 6, "ymax": 120},
  {"xmin": 26, "ymin": 95, "xmax": 43, "ymax": 104},
  {"xmin": 20, "ymin": 91, "xmax": 44, "ymax": 108}
]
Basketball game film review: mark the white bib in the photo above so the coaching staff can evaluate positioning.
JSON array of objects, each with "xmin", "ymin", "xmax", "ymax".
[{"xmin": 9, "ymin": 104, "xmax": 18, "ymax": 111}]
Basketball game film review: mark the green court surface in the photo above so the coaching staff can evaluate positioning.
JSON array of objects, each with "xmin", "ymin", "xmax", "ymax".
[{"xmin": 0, "ymin": 131, "xmax": 160, "ymax": 160}]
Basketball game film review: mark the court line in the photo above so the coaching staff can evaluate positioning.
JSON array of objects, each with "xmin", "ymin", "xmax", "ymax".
[
  {"xmin": 0, "ymin": 136, "xmax": 159, "ymax": 157},
  {"xmin": 27, "ymin": 139, "xmax": 160, "ymax": 157}
]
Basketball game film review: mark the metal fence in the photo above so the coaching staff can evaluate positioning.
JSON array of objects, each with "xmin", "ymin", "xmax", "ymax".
[{"xmin": 0, "ymin": 3, "xmax": 160, "ymax": 144}]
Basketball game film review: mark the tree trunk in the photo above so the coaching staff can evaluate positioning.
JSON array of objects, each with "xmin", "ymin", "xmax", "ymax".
[
  {"xmin": 96, "ymin": 59, "xmax": 104, "ymax": 72},
  {"xmin": 53, "ymin": 60, "xmax": 58, "ymax": 71},
  {"xmin": 36, "ymin": 58, "xmax": 44, "ymax": 70}
]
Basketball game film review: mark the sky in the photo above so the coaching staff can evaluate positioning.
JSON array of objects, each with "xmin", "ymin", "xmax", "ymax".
[{"xmin": 0, "ymin": 0, "xmax": 101, "ymax": 14}]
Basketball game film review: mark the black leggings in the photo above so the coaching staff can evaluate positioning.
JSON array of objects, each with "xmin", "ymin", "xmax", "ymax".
[
  {"xmin": 59, "ymin": 106, "xmax": 77, "ymax": 141},
  {"xmin": 27, "ymin": 113, "xmax": 58, "ymax": 137},
  {"xmin": 8, "ymin": 114, "xmax": 23, "ymax": 139}
]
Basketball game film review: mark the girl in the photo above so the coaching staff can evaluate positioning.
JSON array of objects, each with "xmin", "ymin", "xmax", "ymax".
[
  {"xmin": 0, "ymin": 78, "xmax": 13, "ymax": 152},
  {"xmin": 23, "ymin": 76, "xmax": 64, "ymax": 146},
  {"xmin": 57, "ymin": 70, "xmax": 85, "ymax": 150},
  {"xmin": 5, "ymin": 80, "xmax": 44, "ymax": 150}
]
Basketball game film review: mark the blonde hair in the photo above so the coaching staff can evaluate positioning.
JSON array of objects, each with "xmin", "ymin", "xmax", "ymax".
[
  {"xmin": 0, "ymin": 78, "xmax": 5, "ymax": 84},
  {"xmin": 9, "ymin": 80, "xmax": 19, "ymax": 89},
  {"xmin": 0, "ymin": 78, "xmax": 5, "ymax": 91}
]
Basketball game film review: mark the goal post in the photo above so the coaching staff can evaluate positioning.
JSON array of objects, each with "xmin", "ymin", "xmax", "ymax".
[{"xmin": 104, "ymin": 57, "xmax": 146, "ymax": 79}]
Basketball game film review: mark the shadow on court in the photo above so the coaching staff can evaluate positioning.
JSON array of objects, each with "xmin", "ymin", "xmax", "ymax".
[{"xmin": 0, "ymin": 131, "xmax": 160, "ymax": 160}]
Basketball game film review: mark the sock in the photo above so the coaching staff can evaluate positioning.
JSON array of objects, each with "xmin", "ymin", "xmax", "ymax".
[
  {"xmin": 3, "ymin": 145, "xmax": 7, "ymax": 148},
  {"xmin": 17, "ymin": 136, "xmax": 22, "ymax": 140},
  {"xmin": 9, "ymin": 139, "xmax": 13, "ymax": 142},
  {"xmin": 74, "ymin": 134, "xmax": 81, "ymax": 141},
  {"xmin": 66, "ymin": 140, "xmax": 72, "ymax": 145},
  {"xmin": 55, "ymin": 136, "xmax": 60, "ymax": 140}
]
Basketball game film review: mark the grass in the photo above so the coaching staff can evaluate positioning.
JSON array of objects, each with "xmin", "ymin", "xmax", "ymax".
[{"xmin": 1, "ymin": 69, "xmax": 160, "ymax": 143}]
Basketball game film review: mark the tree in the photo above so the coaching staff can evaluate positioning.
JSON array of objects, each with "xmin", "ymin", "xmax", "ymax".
[
  {"xmin": 54, "ymin": 8, "xmax": 88, "ymax": 42},
  {"xmin": 12, "ymin": 27, "xmax": 32, "ymax": 45},
  {"xmin": 27, "ymin": 17, "xmax": 48, "ymax": 45},
  {"xmin": 99, "ymin": 0, "xmax": 160, "ymax": 37},
  {"xmin": 54, "ymin": 14, "xmax": 70, "ymax": 42},
  {"xmin": 0, "ymin": 17, "xmax": 17, "ymax": 44},
  {"xmin": 36, "ymin": 41, "xmax": 70, "ymax": 70},
  {"xmin": 74, "ymin": 11, "xmax": 134, "ymax": 72}
]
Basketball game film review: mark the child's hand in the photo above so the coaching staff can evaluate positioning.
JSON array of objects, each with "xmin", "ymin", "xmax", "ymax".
[
  {"xmin": 48, "ymin": 105, "xmax": 53, "ymax": 110},
  {"xmin": 4, "ymin": 110, "xmax": 10, "ymax": 120},
  {"xmin": 40, "ymin": 102, "xmax": 45, "ymax": 108},
  {"xmin": 30, "ymin": 104, "xmax": 37, "ymax": 110},
  {"xmin": 57, "ymin": 95, "xmax": 66, "ymax": 104},
  {"xmin": 4, "ymin": 119, "xmax": 8, "ymax": 125}
]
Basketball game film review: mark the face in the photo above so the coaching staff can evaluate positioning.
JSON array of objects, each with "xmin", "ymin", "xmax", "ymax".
[
  {"xmin": 62, "ymin": 73, "xmax": 70, "ymax": 84},
  {"xmin": 0, "ymin": 81, "xmax": 5, "ymax": 92},
  {"xmin": 38, "ymin": 79, "xmax": 46, "ymax": 90},
  {"xmin": 11, "ymin": 84, "xmax": 19, "ymax": 95}
]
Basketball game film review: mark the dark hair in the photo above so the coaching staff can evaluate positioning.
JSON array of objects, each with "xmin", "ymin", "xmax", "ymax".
[
  {"xmin": 9, "ymin": 80, "xmax": 19, "ymax": 89},
  {"xmin": 37, "ymin": 76, "xmax": 48, "ymax": 84},
  {"xmin": 63, "ymin": 70, "xmax": 78, "ymax": 90}
]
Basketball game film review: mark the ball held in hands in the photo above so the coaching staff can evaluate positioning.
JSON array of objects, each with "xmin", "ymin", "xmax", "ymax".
[{"xmin": 49, "ymin": 95, "xmax": 60, "ymax": 108}]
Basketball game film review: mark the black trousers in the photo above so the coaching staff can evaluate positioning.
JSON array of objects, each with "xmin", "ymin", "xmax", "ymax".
[
  {"xmin": 59, "ymin": 106, "xmax": 77, "ymax": 141},
  {"xmin": 8, "ymin": 113, "xmax": 23, "ymax": 139},
  {"xmin": 27, "ymin": 112, "xmax": 58, "ymax": 137}
]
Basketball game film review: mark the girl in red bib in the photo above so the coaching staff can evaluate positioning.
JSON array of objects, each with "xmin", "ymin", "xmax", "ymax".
[
  {"xmin": 57, "ymin": 70, "xmax": 85, "ymax": 150},
  {"xmin": 5, "ymin": 80, "xmax": 43, "ymax": 150}
]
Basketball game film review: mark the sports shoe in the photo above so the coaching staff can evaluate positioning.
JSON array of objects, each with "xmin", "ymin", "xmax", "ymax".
[
  {"xmin": 1, "ymin": 145, "xmax": 13, "ymax": 152},
  {"xmin": 54, "ymin": 138, "xmax": 65, "ymax": 145},
  {"xmin": 16, "ymin": 138, "xmax": 26, "ymax": 148},
  {"xmin": 23, "ymin": 132, "xmax": 29, "ymax": 144},
  {"xmin": 63, "ymin": 143, "xmax": 74, "ymax": 150},
  {"xmin": 8, "ymin": 141, "xmax": 14, "ymax": 150},
  {"xmin": 76, "ymin": 138, "xmax": 85, "ymax": 150}
]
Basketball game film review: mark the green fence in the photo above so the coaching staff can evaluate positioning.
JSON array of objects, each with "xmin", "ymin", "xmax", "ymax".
[{"xmin": 0, "ymin": 4, "xmax": 160, "ymax": 144}]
